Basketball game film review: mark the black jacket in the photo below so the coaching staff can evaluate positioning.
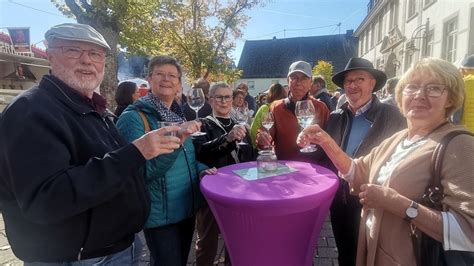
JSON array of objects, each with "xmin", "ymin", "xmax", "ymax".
[
  {"xmin": 0, "ymin": 75, "xmax": 150, "ymax": 262},
  {"xmin": 193, "ymin": 115, "xmax": 256, "ymax": 168}
]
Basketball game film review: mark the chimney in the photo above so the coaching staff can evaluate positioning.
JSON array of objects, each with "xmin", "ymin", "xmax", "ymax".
[{"xmin": 346, "ymin": 30, "xmax": 354, "ymax": 36}]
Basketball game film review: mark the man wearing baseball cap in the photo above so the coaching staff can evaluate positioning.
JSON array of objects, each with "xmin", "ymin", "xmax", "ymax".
[
  {"xmin": 0, "ymin": 23, "xmax": 183, "ymax": 264},
  {"xmin": 256, "ymin": 60, "xmax": 329, "ymax": 161},
  {"xmin": 319, "ymin": 57, "xmax": 406, "ymax": 266}
]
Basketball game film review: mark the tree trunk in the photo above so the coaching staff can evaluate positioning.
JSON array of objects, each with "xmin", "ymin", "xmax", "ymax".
[{"xmin": 94, "ymin": 27, "xmax": 119, "ymax": 111}]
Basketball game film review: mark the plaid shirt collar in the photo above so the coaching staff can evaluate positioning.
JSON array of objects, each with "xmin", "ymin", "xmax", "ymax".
[{"xmin": 348, "ymin": 98, "xmax": 373, "ymax": 117}]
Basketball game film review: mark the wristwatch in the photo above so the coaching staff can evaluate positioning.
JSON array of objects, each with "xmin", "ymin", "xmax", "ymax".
[{"xmin": 405, "ymin": 201, "xmax": 419, "ymax": 221}]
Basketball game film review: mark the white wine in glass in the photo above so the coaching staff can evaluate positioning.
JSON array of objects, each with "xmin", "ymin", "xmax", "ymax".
[
  {"xmin": 295, "ymin": 100, "xmax": 318, "ymax": 152},
  {"xmin": 261, "ymin": 111, "xmax": 274, "ymax": 131},
  {"xmin": 261, "ymin": 111, "xmax": 274, "ymax": 150},
  {"xmin": 187, "ymin": 88, "xmax": 206, "ymax": 136}
]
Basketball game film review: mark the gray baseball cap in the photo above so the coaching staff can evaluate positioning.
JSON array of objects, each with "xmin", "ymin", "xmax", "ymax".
[
  {"xmin": 45, "ymin": 23, "xmax": 110, "ymax": 50},
  {"xmin": 288, "ymin": 61, "xmax": 312, "ymax": 78}
]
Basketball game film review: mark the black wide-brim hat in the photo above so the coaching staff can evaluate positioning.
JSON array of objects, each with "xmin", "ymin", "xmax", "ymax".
[{"xmin": 332, "ymin": 58, "xmax": 387, "ymax": 92}]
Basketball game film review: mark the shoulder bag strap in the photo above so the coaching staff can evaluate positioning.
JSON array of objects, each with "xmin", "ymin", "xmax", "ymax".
[
  {"xmin": 137, "ymin": 111, "xmax": 151, "ymax": 133},
  {"xmin": 423, "ymin": 130, "xmax": 474, "ymax": 210}
]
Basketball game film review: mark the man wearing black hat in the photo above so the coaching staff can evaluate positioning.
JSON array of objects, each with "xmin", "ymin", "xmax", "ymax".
[
  {"xmin": 319, "ymin": 58, "xmax": 406, "ymax": 266},
  {"xmin": 0, "ymin": 23, "xmax": 185, "ymax": 264}
]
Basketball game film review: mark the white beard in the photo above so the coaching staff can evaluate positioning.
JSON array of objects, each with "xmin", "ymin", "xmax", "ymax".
[{"xmin": 52, "ymin": 62, "xmax": 104, "ymax": 96}]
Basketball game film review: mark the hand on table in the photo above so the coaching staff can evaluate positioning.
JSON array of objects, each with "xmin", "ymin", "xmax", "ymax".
[{"xmin": 199, "ymin": 167, "xmax": 218, "ymax": 180}]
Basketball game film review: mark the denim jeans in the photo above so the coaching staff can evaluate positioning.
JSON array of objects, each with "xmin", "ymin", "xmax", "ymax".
[
  {"xmin": 24, "ymin": 243, "xmax": 135, "ymax": 266},
  {"xmin": 144, "ymin": 217, "xmax": 195, "ymax": 266}
]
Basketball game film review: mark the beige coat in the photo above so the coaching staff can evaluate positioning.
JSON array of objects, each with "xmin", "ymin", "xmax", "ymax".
[{"xmin": 351, "ymin": 124, "xmax": 474, "ymax": 266}]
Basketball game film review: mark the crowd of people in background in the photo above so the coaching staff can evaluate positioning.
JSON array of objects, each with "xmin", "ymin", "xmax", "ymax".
[{"xmin": 0, "ymin": 22, "xmax": 472, "ymax": 266}]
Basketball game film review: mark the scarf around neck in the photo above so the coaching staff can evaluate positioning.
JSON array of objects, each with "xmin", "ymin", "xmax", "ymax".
[{"xmin": 142, "ymin": 91, "xmax": 185, "ymax": 122}]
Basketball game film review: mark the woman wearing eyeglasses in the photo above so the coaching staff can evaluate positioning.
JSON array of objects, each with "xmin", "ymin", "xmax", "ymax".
[
  {"xmin": 117, "ymin": 55, "xmax": 214, "ymax": 266},
  {"xmin": 192, "ymin": 82, "xmax": 256, "ymax": 266},
  {"xmin": 298, "ymin": 58, "xmax": 473, "ymax": 266}
]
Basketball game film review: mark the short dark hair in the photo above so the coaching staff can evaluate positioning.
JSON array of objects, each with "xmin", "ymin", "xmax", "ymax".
[
  {"xmin": 148, "ymin": 55, "xmax": 182, "ymax": 82},
  {"xmin": 115, "ymin": 81, "xmax": 137, "ymax": 106},
  {"xmin": 312, "ymin": 75, "xmax": 326, "ymax": 87}
]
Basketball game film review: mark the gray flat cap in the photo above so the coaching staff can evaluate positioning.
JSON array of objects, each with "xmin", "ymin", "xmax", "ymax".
[{"xmin": 45, "ymin": 23, "xmax": 110, "ymax": 50}]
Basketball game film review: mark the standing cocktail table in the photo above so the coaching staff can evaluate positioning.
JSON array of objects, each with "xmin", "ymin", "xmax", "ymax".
[{"xmin": 200, "ymin": 160, "xmax": 339, "ymax": 266}]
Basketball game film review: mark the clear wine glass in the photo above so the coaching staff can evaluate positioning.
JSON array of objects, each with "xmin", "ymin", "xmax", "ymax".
[
  {"xmin": 295, "ymin": 100, "xmax": 318, "ymax": 152},
  {"xmin": 234, "ymin": 106, "xmax": 249, "ymax": 145},
  {"xmin": 187, "ymin": 88, "xmax": 206, "ymax": 136},
  {"xmin": 261, "ymin": 111, "xmax": 274, "ymax": 150}
]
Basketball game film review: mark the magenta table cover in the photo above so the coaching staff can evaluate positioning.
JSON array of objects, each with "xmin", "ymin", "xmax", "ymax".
[{"xmin": 200, "ymin": 161, "xmax": 339, "ymax": 266}]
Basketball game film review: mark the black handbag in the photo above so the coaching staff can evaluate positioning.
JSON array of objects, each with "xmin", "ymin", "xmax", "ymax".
[{"xmin": 410, "ymin": 130, "xmax": 474, "ymax": 266}]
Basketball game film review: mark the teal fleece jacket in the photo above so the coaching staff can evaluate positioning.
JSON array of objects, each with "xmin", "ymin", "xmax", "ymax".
[{"xmin": 116, "ymin": 99, "xmax": 207, "ymax": 228}]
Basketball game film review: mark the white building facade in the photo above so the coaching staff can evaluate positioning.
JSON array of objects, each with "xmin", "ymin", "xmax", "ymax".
[{"xmin": 355, "ymin": 0, "xmax": 474, "ymax": 78}]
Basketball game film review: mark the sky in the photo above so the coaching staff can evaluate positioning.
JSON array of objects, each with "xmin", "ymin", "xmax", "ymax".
[{"xmin": 0, "ymin": 0, "xmax": 368, "ymax": 65}]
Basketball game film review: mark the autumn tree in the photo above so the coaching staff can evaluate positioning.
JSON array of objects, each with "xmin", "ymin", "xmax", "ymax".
[
  {"xmin": 128, "ymin": 0, "xmax": 264, "ymax": 84},
  {"xmin": 312, "ymin": 60, "xmax": 337, "ymax": 92},
  {"xmin": 53, "ymin": 0, "xmax": 264, "ymax": 107}
]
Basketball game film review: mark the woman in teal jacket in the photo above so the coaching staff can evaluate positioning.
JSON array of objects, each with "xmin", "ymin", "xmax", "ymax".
[{"xmin": 117, "ymin": 55, "xmax": 210, "ymax": 266}]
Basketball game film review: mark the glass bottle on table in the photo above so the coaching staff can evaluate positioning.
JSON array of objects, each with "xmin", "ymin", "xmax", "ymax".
[
  {"xmin": 295, "ymin": 100, "xmax": 318, "ymax": 152},
  {"xmin": 187, "ymin": 87, "xmax": 206, "ymax": 136}
]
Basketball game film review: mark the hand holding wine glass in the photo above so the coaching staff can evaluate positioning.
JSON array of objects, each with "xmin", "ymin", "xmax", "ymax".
[
  {"xmin": 187, "ymin": 88, "xmax": 206, "ymax": 136},
  {"xmin": 234, "ymin": 106, "xmax": 249, "ymax": 145},
  {"xmin": 295, "ymin": 100, "xmax": 318, "ymax": 152},
  {"xmin": 261, "ymin": 111, "xmax": 274, "ymax": 150}
]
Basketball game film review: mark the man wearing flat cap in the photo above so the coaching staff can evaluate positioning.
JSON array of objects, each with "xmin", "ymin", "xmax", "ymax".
[
  {"xmin": 256, "ymin": 60, "xmax": 329, "ymax": 161},
  {"xmin": 0, "ymin": 23, "xmax": 183, "ymax": 264},
  {"xmin": 316, "ymin": 57, "xmax": 406, "ymax": 266}
]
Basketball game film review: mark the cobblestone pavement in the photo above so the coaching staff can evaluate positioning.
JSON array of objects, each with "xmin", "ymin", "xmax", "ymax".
[{"xmin": 1, "ymin": 213, "xmax": 338, "ymax": 266}]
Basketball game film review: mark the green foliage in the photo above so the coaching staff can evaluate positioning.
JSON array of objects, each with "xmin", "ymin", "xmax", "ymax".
[
  {"xmin": 312, "ymin": 60, "xmax": 337, "ymax": 92},
  {"xmin": 53, "ymin": 0, "xmax": 265, "ymax": 85}
]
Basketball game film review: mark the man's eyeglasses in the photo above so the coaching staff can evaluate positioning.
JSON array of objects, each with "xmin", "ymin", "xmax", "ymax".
[
  {"xmin": 49, "ymin": 46, "xmax": 106, "ymax": 63},
  {"xmin": 343, "ymin": 77, "xmax": 366, "ymax": 86},
  {"xmin": 153, "ymin": 71, "xmax": 180, "ymax": 81},
  {"xmin": 212, "ymin": 95, "xmax": 232, "ymax": 102},
  {"xmin": 402, "ymin": 84, "xmax": 446, "ymax": 97},
  {"xmin": 289, "ymin": 74, "xmax": 310, "ymax": 82}
]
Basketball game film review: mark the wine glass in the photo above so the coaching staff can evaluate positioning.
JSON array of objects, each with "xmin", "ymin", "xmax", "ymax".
[
  {"xmin": 261, "ymin": 111, "xmax": 274, "ymax": 150},
  {"xmin": 187, "ymin": 88, "xmax": 206, "ymax": 136},
  {"xmin": 234, "ymin": 106, "xmax": 249, "ymax": 145},
  {"xmin": 295, "ymin": 100, "xmax": 318, "ymax": 152}
]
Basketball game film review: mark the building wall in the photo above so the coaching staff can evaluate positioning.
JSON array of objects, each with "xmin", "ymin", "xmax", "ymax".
[
  {"xmin": 356, "ymin": 0, "xmax": 473, "ymax": 78},
  {"xmin": 234, "ymin": 78, "xmax": 288, "ymax": 96}
]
